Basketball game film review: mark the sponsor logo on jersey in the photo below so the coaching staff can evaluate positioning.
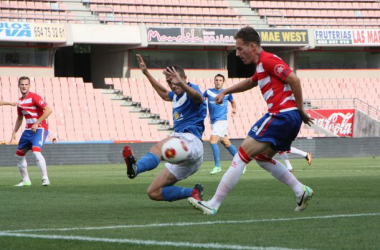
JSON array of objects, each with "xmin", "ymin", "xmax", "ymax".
[
  {"xmin": 274, "ymin": 64, "xmax": 285, "ymax": 76},
  {"xmin": 252, "ymin": 126, "xmax": 258, "ymax": 133}
]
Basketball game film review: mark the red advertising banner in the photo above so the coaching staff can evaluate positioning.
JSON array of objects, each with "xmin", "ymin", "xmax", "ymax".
[{"xmin": 306, "ymin": 109, "xmax": 355, "ymax": 137}]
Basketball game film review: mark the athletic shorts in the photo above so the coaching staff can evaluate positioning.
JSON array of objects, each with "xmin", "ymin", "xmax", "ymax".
[
  {"xmin": 211, "ymin": 120, "xmax": 228, "ymax": 138},
  {"xmin": 247, "ymin": 110, "xmax": 301, "ymax": 152},
  {"xmin": 18, "ymin": 129, "xmax": 49, "ymax": 151},
  {"xmin": 165, "ymin": 132, "xmax": 204, "ymax": 181}
]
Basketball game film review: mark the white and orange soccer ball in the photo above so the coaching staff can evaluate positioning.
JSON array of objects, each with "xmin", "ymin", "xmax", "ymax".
[{"xmin": 161, "ymin": 138, "xmax": 189, "ymax": 164}]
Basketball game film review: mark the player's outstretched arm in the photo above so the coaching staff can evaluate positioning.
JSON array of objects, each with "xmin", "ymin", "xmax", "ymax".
[
  {"xmin": 215, "ymin": 78, "xmax": 256, "ymax": 104},
  {"xmin": 163, "ymin": 67, "xmax": 203, "ymax": 104},
  {"xmin": 230, "ymin": 100, "xmax": 237, "ymax": 114},
  {"xmin": 0, "ymin": 100, "xmax": 17, "ymax": 106},
  {"xmin": 285, "ymin": 72, "xmax": 313, "ymax": 126},
  {"xmin": 136, "ymin": 54, "xmax": 170, "ymax": 101}
]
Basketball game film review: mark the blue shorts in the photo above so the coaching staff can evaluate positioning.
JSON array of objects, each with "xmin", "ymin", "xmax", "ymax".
[
  {"xmin": 18, "ymin": 129, "xmax": 49, "ymax": 152},
  {"xmin": 247, "ymin": 110, "xmax": 301, "ymax": 151}
]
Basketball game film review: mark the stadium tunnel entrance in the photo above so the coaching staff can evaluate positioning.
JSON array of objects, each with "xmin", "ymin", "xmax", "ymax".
[{"xmin": 54, "ymin": 44, "xmax": 91, "ymax": 84}]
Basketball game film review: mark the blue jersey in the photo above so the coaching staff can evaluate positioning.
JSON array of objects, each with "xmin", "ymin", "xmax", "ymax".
[
  {"xmin": 203, "ymin": 88, "xmax": 234, "ymax": 124},
  {"xmin": 168, "ymin": 83, "xmax": 207, "ymax": 140}
]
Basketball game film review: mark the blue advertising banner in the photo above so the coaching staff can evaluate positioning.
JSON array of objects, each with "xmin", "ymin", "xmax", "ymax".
[{"xmin": 0, "ymin": 22, "xmax": 66, "ymax": 42}]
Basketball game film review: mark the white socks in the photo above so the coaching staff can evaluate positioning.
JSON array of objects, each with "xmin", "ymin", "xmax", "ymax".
[
  {"xmin": 280, "ymin": 152, "xmax": 293, "ymax": 170},
  {"xmin": 209, "ymin": 149, "xmax": 250, "ymax": 208},
  {"xmin": 290, "ymin": 147, "xmax": 307, "ymax": 158},
  {"xmin": 33, "ymin": 151, "xmax": 49, "ymax": 180},
  {"xmin": 255, "ymin": 154, "xmax": 304, "ymax": 197},
  {"xmin": 16, "ymin": 154, "xmax": 30, "ymax": 182}
]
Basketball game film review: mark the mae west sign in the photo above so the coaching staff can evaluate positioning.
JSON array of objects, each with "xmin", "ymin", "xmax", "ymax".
[
  {"xmin": 0, "ymin": 22, "xmax": 66, "ymax": 43},
  {"xmin": 307, "ymin": 109, "xmax": 354, "ymax": 137}
]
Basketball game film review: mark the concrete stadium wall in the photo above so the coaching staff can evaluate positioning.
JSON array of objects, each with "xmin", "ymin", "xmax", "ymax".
[
  {"xmin": 1, "ymin": 137, "xmax": 379, "ymax": 167},
  {"xmin": 0, "ymin": 68, "xmax": 54, "ymax": 77},
  {"xmin": 354, "ymin": 110, "xmax": 380, "ymax": 137}
]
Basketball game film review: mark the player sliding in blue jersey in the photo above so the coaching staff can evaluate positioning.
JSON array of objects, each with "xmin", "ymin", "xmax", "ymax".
[
  {"xmin": 122, "ymin": 54, "xmax": 207, "ymax": 204},
  {"xmin": 203, "ymin": 74, "xmax": 244, "ymax": 175}
]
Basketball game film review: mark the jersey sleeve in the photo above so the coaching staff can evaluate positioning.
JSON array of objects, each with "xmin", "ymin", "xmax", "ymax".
[
  {"xmin": 191, "ymin": 84, "xmax": 202, "ymax": 94},
  {"xmin": 262, "ymin": 55, "xmax": 292, "ymax": 82},
  {"xmin": 203, "ymin": 90, "xmax": 208, "ymax": 98},
  {"xmin": 17, "ymin": 106, "xmax": 22, "ymax": 116},
  {"xmin": 168, "ymin": 91, "xmax": 174, "ymax": 101},
  {"xmin": 251, "ymin": 72, "xmax": 258, "ymax": 82},
  {"xmin": 33, "ymin": 94, "xmax": 48, "ymax": 109},
  {"xmin": 228, "ymin": 93, "xmax": 234, "ymax": 102}
]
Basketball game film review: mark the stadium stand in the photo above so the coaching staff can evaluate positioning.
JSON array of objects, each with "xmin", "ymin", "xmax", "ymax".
[
  {"xmin": 1, "ymin": 75, "xmax": 379, "ymax": 142},
  {"xmin": 89, "ymin": 0, "xmax": 247, "ymax": 27},
  {"xmin": 0, "ymin": 0, "xmax": 76, "ymax": 23},
  {"xmin": 1, "ymin": 0, "xmax": 378, "ymax": 28},
  {"xmin": 105, "ymin": 76, "xmax": 380, "ymax": 140},
  {"xmin": 250, "ymin": 0, "xmax": 380, "ymax": 28},
  {"xmin": 1, "ymin": 1, "xmax": 379, "ymax": 142},
  {"xmin": 0, "ymin": 76, "xmax": 170, "ymax": 143}
]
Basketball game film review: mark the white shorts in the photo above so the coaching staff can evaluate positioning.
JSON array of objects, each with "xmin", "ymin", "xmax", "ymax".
[
  {"xmin": 165, "ymin": 132, "xmax": 204, "ymax": 181},
  {"xmin": 211, "ymin": 120, "xmax": 228, "ymax": 138}
]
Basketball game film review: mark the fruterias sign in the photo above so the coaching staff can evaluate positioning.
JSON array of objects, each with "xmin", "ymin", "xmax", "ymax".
[
  {"xmin": 0, "ymin": 22, "xmax": 67, "ymax": 43},
  {"xmin": 147, "ymin": 27, "xmax": 309, "ymax": 46},
  {"xmin": 314, "ymin": 29, "xmax": 380, "ymax": 46}
]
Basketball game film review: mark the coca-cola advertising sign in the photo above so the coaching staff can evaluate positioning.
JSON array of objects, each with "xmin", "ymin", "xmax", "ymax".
[{"xmin": 306, "ymin": 109, "xmax": 355, "ymax": 137}]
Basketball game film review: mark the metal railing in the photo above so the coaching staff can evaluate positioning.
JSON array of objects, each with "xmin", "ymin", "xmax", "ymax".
[{"xmin": 304, "ymin": 98, "xmax": 380, "ymax": 121}]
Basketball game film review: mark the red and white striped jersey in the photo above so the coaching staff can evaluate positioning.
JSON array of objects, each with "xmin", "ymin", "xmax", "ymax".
[
  {"xmin": 252, "ymin": 50, "xmax": 297, "ymax": 114},
  {"xmin": 17, "ymin": 92, "xmax": 48, "ymax": 130}
]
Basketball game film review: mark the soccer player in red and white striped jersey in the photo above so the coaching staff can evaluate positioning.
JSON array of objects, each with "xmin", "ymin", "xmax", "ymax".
[
  {"xmin": 189, "ymin": 27, "xmax": 314, "ymax": 215},
  {"xmin": 10, "ymin": 76, "xmax": 53, "ymax": 187}
]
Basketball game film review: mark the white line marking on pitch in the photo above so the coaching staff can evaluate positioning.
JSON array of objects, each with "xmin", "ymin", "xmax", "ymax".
[
  {"xmin": 2, "ymin": 212, "xmax": 380, "ymax": 234},
  {"xmin": 0, "ymin": 232, "xmax": 307, "ymax": 250}
]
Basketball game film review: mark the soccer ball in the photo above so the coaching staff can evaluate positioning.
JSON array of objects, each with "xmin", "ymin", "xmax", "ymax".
[{"xmin": 161, "ymin": 138, "xmax": 189, "ymax": 164}]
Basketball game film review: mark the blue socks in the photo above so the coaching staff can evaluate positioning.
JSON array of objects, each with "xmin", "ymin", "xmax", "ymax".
[
  {"xmin": 136, "ymin": 152, "xmax": 160, "ymax": 175},
  {"xmin": 211, "ymin": 143, "xmax": 238, "ymax": 167},
  {"xmin": 162, "ymin": 186, "xmax": 193, "ymax": 202},
  {"xmin": 227, "ymin": 144, "xmax": 238, "ymax": 156},
  {"xmin": 211, "ymin": 143, "xmax": 220, "ymax": 167}
]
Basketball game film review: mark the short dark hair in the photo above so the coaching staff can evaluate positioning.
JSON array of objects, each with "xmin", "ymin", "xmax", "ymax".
[
  {"xmin": 214, "ymin": 74, "xmax": 225, "ymax": 82},
  {"xmin": 18, "ymin": 76, "xmax": 30, "ymax": 85},
  {"xmin": 234, "ymin": 26, "xmax": 261, "ymax": 46},
  {"xmin": 167, "ymin": 65, "xmax": 186, "ymax": 77}
]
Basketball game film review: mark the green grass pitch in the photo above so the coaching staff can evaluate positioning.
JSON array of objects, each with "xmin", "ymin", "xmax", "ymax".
[{"xmin": 1, "ymin": 157, "xmax": 380, "ymax": 250}]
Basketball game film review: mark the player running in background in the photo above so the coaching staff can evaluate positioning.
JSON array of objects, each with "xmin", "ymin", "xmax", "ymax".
[
  {"xmin": 279, "ymin": 147, "xmax": 312, "ymax": 172},
  {"xmin": 10, "ymin": 76, "xmax": 53, "ymax": 186},
  {"xmin": 0, "ymin": 100, "xmax": 17, "ymax": 106},
  {"xmin": 204, "ymin": 74, "xmax": 241, "ymax": 175},
  {"xmin": 189, "ymin": 26, "xmax": 314, "ymax": 215},
  {"xmin": 122, "ymin": 54, "xmax": 207, "ymax": 203}
]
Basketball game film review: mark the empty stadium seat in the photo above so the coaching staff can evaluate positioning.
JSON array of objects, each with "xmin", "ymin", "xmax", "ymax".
[{"xmin": 253, "ymin": 0, "xmax": 380, "ymax": 28}]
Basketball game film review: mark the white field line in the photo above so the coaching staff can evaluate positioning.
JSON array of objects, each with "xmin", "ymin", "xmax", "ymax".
[
  {"xmin": 0, "ymin": 232, "xmax": 308, "ymax": 250},
  {"xmin": 2, "ymin": 212, "xmax": 380, "ymax": 234}
]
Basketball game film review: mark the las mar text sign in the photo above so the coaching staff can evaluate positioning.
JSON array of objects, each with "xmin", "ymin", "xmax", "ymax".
[
  {"xmin": 0, "ymin": 22, "xmax": 67, "ymax": 43},
  {"xmin": 147, "ymin": 27, "xmax": 309, "ymax": 46}
]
